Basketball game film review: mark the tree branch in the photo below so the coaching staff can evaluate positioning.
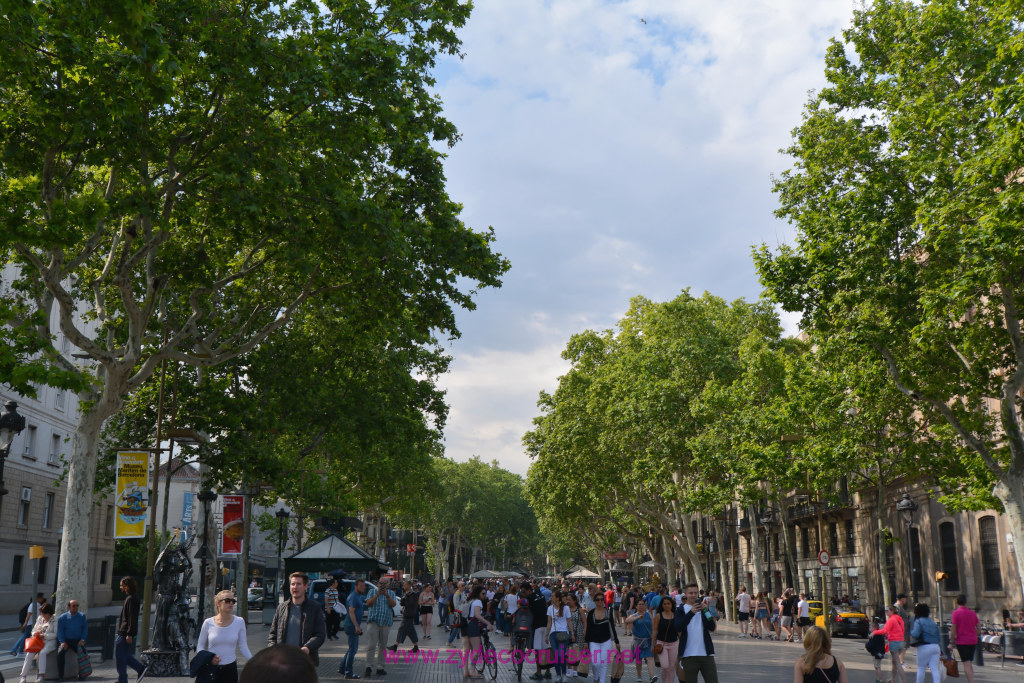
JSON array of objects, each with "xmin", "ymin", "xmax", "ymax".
[{"xmin": 877, "ymin": 344, "xmax": 1003, "ymax": 477}]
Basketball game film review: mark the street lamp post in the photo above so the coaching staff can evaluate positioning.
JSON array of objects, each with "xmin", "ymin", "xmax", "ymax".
[
  {"xmin": 0, "ymin": 401, "xmax": 28, "ymax": 507},
  {"xmin": 276, "ymin": 508, "xmax": 290, "ymax": 602},
  {"xmin": 194, "ymin": 489, "xmax": 218, "ymax": 627},
  {"xmin": 759, "ymin": 508, "xmax": 775, "ymax": 596},
  {"xmin": 702, "ymin": 530, "xmax": 715, "ymax": 590},
  {"xmin": 896, "ymin": 493, "xmax": 920, "ymax": 605}
]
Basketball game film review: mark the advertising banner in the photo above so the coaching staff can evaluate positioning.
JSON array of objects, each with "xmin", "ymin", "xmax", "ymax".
[
  {"xmin": 114, "ymin": 450, "xmax": 150, "ymax": 539},
  {"xmin": 182, "ymin": 491, "xmax": 194, "ymax": 527},
  {"xmin": 221, "ymin": 495, "xmax": 244, "ymax": 555}
]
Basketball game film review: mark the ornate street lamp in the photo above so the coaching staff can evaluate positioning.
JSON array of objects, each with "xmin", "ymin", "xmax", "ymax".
[
  {"xmin": 702, "ymin": 530, "xmax": 715, "ymax": 590},
  {"xmin": 896, "ymin": 493, "xmax": 920, "ymax": 604},
  {"xmin": 0, "ymin": 401, "xmax": 27, "ymax": 506},
  {"xmin": 759, "ymin": 508, "xmax": 775, "ymax": 595},
  {"xmin": 276, "ymin": 508, "xmax": 290, "ymax": 601},
  {"xmin": 194, "ymin": 489, "xmax": 218, "ymax": 627}
]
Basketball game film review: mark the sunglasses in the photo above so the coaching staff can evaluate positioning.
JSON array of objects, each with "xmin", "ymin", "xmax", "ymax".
[{"xmin": 220, "ymin": 598, "xmax": 237, "ymax": 604}]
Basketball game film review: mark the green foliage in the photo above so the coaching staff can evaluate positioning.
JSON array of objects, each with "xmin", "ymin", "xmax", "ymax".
[
  {"xmin": 525, "ymin": 290, "xmax": 781, "ymax": 566},
  {"xmin": 754, "ymin": 0, "xmax": 1024, "ymax": 515}
]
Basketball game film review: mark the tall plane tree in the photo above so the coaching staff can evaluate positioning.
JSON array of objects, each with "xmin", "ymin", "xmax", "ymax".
[
  {"xmin": 0, "ymin": 0, "xmax": 506, "ymax": 611},
  {"xmin": 755, "ymin": 0, "xmax": 1024, "ymax": 583}
]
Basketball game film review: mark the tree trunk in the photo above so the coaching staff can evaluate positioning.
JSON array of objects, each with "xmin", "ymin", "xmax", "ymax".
[
  {"xmin": 713, "ymin": 519, "xmax": 735, "ymax": 621},
  {"xmin": 994, "ymin": 473, "xmax": 1024, "ymax": 601},
  {"xmin": 875, "ymin": 471, "xmax": 893, "ymax": 612},
  {"xmin": 659, "ymin": 532, "xmax": 677, "ymax": 587},
  {"xmin": 777, "ymin": 500, "xmax": 799, "ymax": 596},
  {"xmin": 747, "ymin": 507, "xmax": 765, "ymax": 596},
  {"xmin": 56, "ymin": 387, "xmax": 121, "ymax": 614}
]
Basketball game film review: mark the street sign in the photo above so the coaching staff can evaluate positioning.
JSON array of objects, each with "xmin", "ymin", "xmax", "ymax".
[
  {"xmin": 29, "ymin": 545, "xmax": 44, "ymax": 560},
  {"xmin": 601, "ymin": 551, "xmax": 629, "ymax": 560},
  {"xmin": 817, "ymin": 550, "xmax": 830, "ymax": 566},
  {"xmin": 406, "ymin": 543, "xmax": 417, "ymax": 553}
]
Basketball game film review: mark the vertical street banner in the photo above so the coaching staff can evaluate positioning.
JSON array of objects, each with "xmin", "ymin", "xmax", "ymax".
[
  {"xmin": 114, "ymin": 450, "xmax": 150, "ymax": 539},
  {"xmin": 182, "ymin": 491, "xmax": 194, "ymax": 528},
  {"xmin": 221, "ymin": 495, "xmax": 244, "ymax": 555}
]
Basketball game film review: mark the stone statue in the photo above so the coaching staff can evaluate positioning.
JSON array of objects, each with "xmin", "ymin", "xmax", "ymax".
[{"xmin": 144, "ymin": 536, "xmax": 195, "ymax": 676}]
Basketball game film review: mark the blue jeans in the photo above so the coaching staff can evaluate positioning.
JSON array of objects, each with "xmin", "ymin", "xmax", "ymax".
[
  {"xmin": 341, "ymin": 628, "xmax": 360, "ymax": 675},
  {"xmin": 114, "ymin": 635, "xmax": 145, "ymax": 683},
  {"xmin": 448, "ymin": 622, "xmax": 461, "ymax": 643},
  {"xmin": 549, "ymin": 632, "xmax": 568, "ymax": 676}
]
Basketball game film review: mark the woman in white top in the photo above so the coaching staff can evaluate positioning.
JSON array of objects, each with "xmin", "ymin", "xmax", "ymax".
[
  {"xmin": 197, "ymin": 590, "xmax": 253, "ymax": 683},
  {"xmin": 547, "ymin": 591, "xmax": 572, "ymax": 683},
  {"xmin": 465, "ymin": 585, "xmax": 493, "ymax": 680},
  {"xmin": 20, "ymin": 603, "xmax": 56, "ymax": 683}
]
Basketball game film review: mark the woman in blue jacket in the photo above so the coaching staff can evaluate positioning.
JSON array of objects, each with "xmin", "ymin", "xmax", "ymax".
[{"xmin": 909, "ymin": 603, "xmax": 941, "ymax": 683}]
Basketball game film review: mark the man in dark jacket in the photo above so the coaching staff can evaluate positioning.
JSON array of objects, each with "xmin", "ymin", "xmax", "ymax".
[
  {"xmin": 674, "ymin": 583, "xmax": 718, "ymax": 683},
  {"xmin": 269, "ymin": 573, "xmax": 327, "ymax": 666}
]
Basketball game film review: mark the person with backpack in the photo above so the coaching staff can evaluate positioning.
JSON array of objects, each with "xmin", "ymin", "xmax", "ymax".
[{"xmin": 10, "ymin": 593, "xmax": 44, "ymax": 657}]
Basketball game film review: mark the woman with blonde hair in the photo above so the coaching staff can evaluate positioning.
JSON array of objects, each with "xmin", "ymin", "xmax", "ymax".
[
  {"xmin": 197, "ymin": 590, "xmax": 253, "ymax": 683},
  {"xmin": 793, "ymin": 626, "xmax": 849, "ymax": 683}
]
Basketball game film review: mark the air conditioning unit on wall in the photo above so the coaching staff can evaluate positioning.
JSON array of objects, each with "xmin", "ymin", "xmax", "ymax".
[{"xmin": 21, "ymin": 487, "xmax": 32, "ymax": 502}]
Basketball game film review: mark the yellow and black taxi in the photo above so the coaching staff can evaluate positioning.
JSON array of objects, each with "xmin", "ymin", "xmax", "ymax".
[
  {"xmin": 807, "ymin": 600, "xmax": 824, "ymax": 619},
  {"xmin": 820, "ymin": 605, "xmax": 870, "ymax": 638}
]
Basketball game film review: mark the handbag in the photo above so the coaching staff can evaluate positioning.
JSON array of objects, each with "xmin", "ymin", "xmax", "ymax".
[
  {"xmin": 554, "ymin": 631, "xmax": 571, "ymax": 644},
  {"xmin": 24, "ymin": 635, "xmax": 44, "ymax": 653},
  {"xmin": 77, "ymin": 647, "xmax": 93, "ymax": 678},
  {"xmin": 611, "ymin": 644, "xmax": 625, "ymax": 683},
  {"xmin": 654, "ymin": 642, "xmax": 664, "ymax": 654},
  {"xmin": 942, "ymin": 656, "xmax": 959, "ymax": 678},
  {"xmin": 576, "ymin": 652, "xmax": 590, "ymax": 676}
]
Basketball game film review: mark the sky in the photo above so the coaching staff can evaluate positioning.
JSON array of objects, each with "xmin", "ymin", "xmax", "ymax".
[{"xmin": 431, "ymin": 0, "xmax": 856, "ymax": 477}]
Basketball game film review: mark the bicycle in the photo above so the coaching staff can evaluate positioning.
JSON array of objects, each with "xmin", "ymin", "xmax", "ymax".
[
  {"xmin": 510, "ymin": 625, "xmax": 530, "ymax": 680},
  {"xmin": 474, "ymin": 627, "xmax": 498, "ymax": 680}
]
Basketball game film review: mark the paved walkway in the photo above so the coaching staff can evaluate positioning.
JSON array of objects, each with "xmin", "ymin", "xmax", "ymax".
[{"xmin": 2, "ymin": 618, "xmax": 1022, "ymax": 682}]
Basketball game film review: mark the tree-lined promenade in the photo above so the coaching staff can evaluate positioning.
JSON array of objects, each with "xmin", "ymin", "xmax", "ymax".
[
  {"xmin": 3, "ymin": 0, "xmax": 1024, "ymax": 636},
  {"xmin": 526, "ymin": 0, "xmax": 1024, "ymax": 610}
]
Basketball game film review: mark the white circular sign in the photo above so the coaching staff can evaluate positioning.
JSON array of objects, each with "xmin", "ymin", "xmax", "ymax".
[{"xmin": 817, "ymin": 550, "xmax": 830, "ymax": 566}]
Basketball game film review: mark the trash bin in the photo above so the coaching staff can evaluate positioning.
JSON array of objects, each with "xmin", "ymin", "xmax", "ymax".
[
  {"xmin": 83, "ymin": 616, "xmax": 116, "ymax": 662},
  {"xmin": 103, "ymin": 615, "xmax": 117, "ymax": 661}
]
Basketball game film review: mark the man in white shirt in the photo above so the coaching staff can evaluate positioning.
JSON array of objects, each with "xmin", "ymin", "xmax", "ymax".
[
  {"xmin": 796, "ymin": 593, "xmax": 810, "ymax": 641},
  {"xmin": 736, "ymin": 587, "xmax": 751, "ymax": 637},
  {"xmin": 675, "ymin": 583, "xmax": 718, "ymax": 683}
]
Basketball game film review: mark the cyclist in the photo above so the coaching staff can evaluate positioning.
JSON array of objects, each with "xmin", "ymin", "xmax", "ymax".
[{"xmin": 466, "ymin": 585, "xmax": 494, "ymax": 680}]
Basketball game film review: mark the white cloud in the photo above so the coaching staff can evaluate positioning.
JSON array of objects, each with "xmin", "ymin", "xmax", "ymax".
[
  {"xmin": 432, "ymin": 0, "xmax": 854, "ymax": 473},
  {"xmin": 439, "ymin": 343, "xmax": 572, "ymax": 476}
]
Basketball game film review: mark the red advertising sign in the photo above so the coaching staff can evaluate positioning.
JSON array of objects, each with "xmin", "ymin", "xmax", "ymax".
[
  {"xmin": 221, "ymin": 495, "xmax": 244, "ymax": 555},
  {"xmin": 601, "ymin": 551, "xmax": 629, "ymax": 560}
]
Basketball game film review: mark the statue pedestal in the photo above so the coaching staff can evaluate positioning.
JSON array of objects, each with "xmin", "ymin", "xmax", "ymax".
[{"xmin": 142, "ymin": 649, "xmax": 187, "ymax": 677}]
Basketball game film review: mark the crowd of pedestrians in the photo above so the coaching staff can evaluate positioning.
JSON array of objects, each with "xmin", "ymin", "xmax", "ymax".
[{"xmin": 16, "ymin": 569, "xmax": 1006, "ymax": 683}]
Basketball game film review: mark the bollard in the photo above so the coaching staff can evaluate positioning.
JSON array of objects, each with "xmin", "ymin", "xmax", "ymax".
[{"xmin": 975, "ymin": 636, "xmax": 985, "ymax": 666}]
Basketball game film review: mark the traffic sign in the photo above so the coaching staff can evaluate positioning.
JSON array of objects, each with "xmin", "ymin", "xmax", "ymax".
[{"xmin": 817, "ymin": 550, "xmax": 830, "ymax": 566}]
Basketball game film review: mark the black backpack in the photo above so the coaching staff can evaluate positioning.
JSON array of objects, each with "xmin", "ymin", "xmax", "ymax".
[{"xmin": 18, "ymin": 601, "xmax": 30, "ymax": 624}]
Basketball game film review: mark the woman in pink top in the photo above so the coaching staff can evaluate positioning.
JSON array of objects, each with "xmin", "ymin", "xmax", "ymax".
[
  {"xmin": 872, "ymin": 604, "xmax": 906, "ymax": 683},
  {"xmin": 949, "ymin": 594, "xmax": 980, "ymax": 683}
]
